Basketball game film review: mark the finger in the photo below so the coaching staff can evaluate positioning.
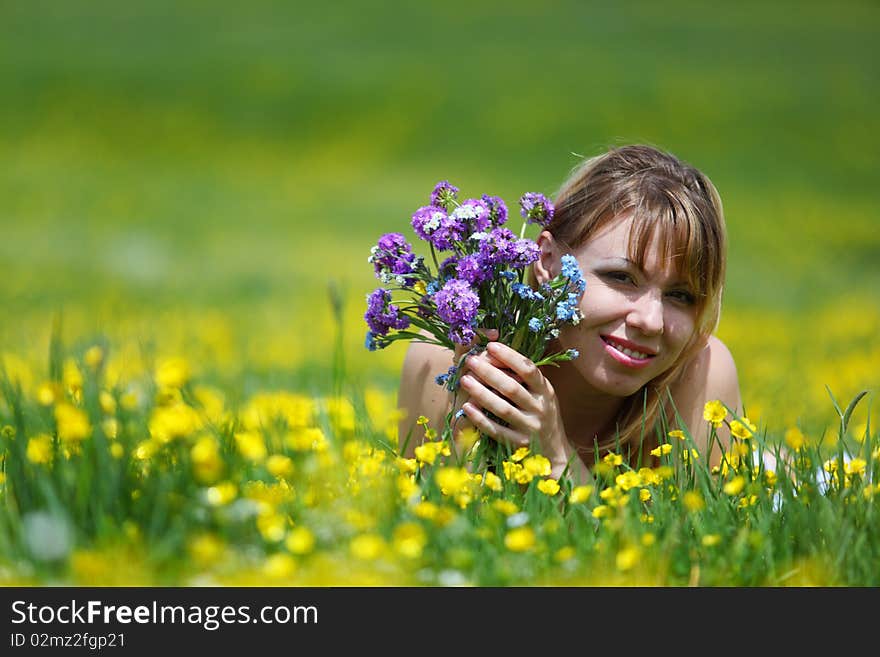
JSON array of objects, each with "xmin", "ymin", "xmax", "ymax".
[
  {"xmin": 461, "ymin": 402, "xmax": 528, "ymax": 449},
  {"xmin": 486, "ymin": 342, "xmax": 543, "ymax": 389},
  {"xmin": 459, "ymin": 373, "xmax": 520, "ymax": 425},
  {"xmin": 453, "ymin": 328, "xmax": 497, "ymax": 361},
  {"xmin": 465, "ymin": 353, "xmax": 533, "ymax": 408}
]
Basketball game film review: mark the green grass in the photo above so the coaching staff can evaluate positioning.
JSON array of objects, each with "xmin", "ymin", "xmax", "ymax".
[{"xmin": 0, "ymin": 0, "xmax": 879, "ymax": 585}]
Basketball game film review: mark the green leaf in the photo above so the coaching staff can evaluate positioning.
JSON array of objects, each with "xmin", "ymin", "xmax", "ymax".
[{"xmin": 842, "ymin": 390, "xmax": 868, "ymax": 434}]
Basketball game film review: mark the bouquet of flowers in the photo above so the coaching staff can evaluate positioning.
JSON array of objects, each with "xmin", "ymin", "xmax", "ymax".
[{"xmin": 364, "ymin": 180, "xmax": 586, "ymax": 471}]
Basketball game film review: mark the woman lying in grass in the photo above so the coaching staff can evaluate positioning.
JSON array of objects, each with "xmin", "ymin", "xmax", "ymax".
[{"xmin": 398, "ymin": 144, "xmax": 742, "ymax": 483}]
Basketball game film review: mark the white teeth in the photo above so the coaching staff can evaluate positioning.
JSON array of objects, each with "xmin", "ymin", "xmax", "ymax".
[{"xmin": 606, "ymin": 339, "xmax": 650, "ymax": 360}]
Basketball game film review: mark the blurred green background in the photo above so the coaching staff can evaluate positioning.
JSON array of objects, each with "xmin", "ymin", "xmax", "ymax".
[{"xmin": 2, "ymin": 0, "xmax": 878, "ymax": 434}]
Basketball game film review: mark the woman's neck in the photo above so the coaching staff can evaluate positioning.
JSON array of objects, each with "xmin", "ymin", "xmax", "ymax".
[{"xmin": 541, "ymin": 359, "xmax": 624, "ymax": 453}]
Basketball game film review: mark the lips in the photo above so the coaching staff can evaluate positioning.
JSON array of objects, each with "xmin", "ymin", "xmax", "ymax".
[{"xmin": 600, "ymin": 335, "xmax": 658, "ymax": 365}]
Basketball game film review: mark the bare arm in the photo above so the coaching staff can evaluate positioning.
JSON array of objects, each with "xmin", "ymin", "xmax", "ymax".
[
  {"xmin": 397, "ymin": 335, "xmax": 456, "ymax": 458},
  {"xmin": 669, "ymin": 335, "xmax": 742, "ymax": 468}
]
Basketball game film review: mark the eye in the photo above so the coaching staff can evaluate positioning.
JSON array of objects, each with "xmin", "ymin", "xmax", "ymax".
[
  {"xmin": 666, "ymin": 289, "xmax": 696, "ymax": 305},
  {"xmin": 604, "ymin": 271, "xmax": 634, "ymax": 285}
]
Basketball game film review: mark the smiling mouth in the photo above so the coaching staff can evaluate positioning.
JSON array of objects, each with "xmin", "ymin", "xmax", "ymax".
[{"xmin": 601, "ymin": 336, "xmax": 657, "ymax": 360}]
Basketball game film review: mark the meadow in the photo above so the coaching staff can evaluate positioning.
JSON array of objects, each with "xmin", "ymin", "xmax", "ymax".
[{"xmin": 0, "ymin": 0, "xmax": 878, "ymax": 585}]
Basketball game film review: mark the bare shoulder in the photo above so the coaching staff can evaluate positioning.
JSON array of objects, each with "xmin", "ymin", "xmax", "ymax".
[
  {"xmin": 397, "ymin": 332, "xmax": 455, "ymax": 456},
  {"xmin": 669, "ymin": 335, "xmax": 742, "ymax": 462}
]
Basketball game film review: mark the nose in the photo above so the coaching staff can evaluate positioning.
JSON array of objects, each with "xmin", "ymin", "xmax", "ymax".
[{"xmin": 627, "ymin": 289, "xmax": 664, "ymax": 336}]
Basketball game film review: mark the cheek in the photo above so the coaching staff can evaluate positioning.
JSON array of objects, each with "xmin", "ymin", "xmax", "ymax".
[
  {"xmin": 578, "ymin": 285, "xmax": 624, "ymax": 317},
  {"xmin": 662, "ymin": 313, "xmax": 697, "ymax": 354}
]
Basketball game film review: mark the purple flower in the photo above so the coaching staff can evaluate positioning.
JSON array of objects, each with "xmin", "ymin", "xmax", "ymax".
[
  {"xmin": 478, "ymin": 227, "xmax": 517, "ymax": 267},
  {"xmin": 434, "ymin": 279, "xmax": 480, "ymax": 328},
  {"xmin": 368, "ymin": 232, "xmax": 418, "ymax": 284},
  {"xmin": 455, "ymin": 254, "xmax": 490, "ymax": 286},
  {"xmin": 411, "ymin": 205, "xmax": 447, "ymax": 242},
  {"xmin": 510, "ymin": 238, "xmax": 541, "ymax": 268},
  {"xmin": 519, "ymin": 192, "xmax": 555, "ymax": 227},
  {"xmin": 431, "ymin": 181, "xmax": 459, "ymax": 210},
  {"xmin": 412, "ymin": 205, "xmax": 465, "ymax": 251},
  {"xmin": 450, "ymin": 198, "xmax": 491, "ymax": 235},
  {"xmin": 481, "ymin": 194, "xmax": 508, "ymax": 227},
  {"xmin": 448, "ymin": 324, "xmax": 476, "ymax": 345},
  {"xmin": 364, "ymin": 288, "xmax": 411, "ymax": 336}
]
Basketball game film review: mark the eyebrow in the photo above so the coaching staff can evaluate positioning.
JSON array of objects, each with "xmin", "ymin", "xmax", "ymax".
[{"xmin": 597, "ymin": 257, "xmax": 691, "ymax": 288}]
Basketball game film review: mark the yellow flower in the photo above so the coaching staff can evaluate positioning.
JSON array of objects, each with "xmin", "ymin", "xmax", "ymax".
[
  {"xmin": 36, "ymin": 382, "xmax": 58, "ymax": 406},
  {"xmin": 723, "ymin": 475, "xmax": 746, "ymax": 496},
  {"xmin": 263, "ymin": 553, "xmax": 297, "ymax": 579},
  {"xmin": 26, "ymin": 433, "xmax": 53, "ymax": 464},
  {"xmin": 615, "ymin": 470, "xmax": 642, "ymax": 491},
  {"xmin": 702, "ymin": 534, "xmax": 721, "ymax": 547},
  {"xmin": 668, "ymin": 429, "xmax": 687, "ymax": 441},
  {"xmin": 554, "ymin": 546, "xmax": 576, "ymax": 562},
  {"xmin": 149, "ymin": 402, "xmax": 202, "ymax": 443},
  {"xmin": 234, "ymin": 430, "xmax": 267, "ymax": 463},
  {"xmin": 641, "ymin": 533, "xmax": 656, "ymax": 547},
  {"xmin": 100, "ymin": 417, "xmax": 118, "ymax": 439},
  {"xmin": 456, "ymin": 427, "xmax": 480, "ymax": 453},
  {"xmin": 730, "ymin": 418, "xmax": 756, "ymax": 440},
  {"xmin": 638, "ymin": 467, "xmax": 661, "ymax": 486},
  {"xmin": 393, "ymin": 523, "xmax": 427, "ymax": 559},
  {"xmin": 683, "ymin": 490, "xmax": 705, "ymax": 512},
  {"xmin": 155, "ymin": 357, "xmax": 191, "ymax": 389},
  {"xmin": 681, "ymin": 447, "xmax": 700, "ymax": 464},
  {"xmin": 397, "ymin": 474, "xmax": 418, "ymax": 500},
  {"xmin": 205, "ymin": 481, "xmax": 237, "ymax": 506},
  {"xmin": 191, "ymin": 435, "xmax": 224, "ymax": 484},
  {"xmin": 266, "ymin": 454, "xmax": 294, "ymax": 479},
  {"xmin": 592, "ymin": 505, "xmax": 611, "ymax": 519},
  {"xmin": 784, "ymin": 427, "xmax": 806, "ymax": 451},
  {"xmin": 602, "ymin": 452, "xmax": 623, "ymax": 467},
  {"xmin": 764, "ymin": 470, "xmax": 778, "ymax": 488},
  {"xmin": 844, "ymin": 458, "xmax": 867, "ymax": 477},
  {"xmin": 188, "ymin": 533, "xmax": 226, "ymax": 567},
  {"xmin": 511, "ymin": 446, "xmax": 530, "ymax": 463},
  {"xmin": 285, "ymin": 527, "xmax": 316, "ymax": 555},
  {"xmin": 569, "ymin": 485, "xmax": 594, "ymax": 504},
  {"xmin": 492, "ymin": 499, "xmax": 519, "ymax": 516},
  {"xmin": 55, "ymin": 403, "xmax": 91, "ymax": 443},
  {"xmin": 350, "ymin": 533, "xmax": 386, "ymax": 560},
  {"xmin": 537, "ymin": 478, "xmax": 560, "ymax": 496},
  {"xmin": 285, "ymin": 427, "xmax": 327, "ymax": 452},
  {"xmin": 84, "ymin": 345, "xmax": 104, "ymax": 370},
  {"xmin": 63, "ymin": 358, "xmax": 83, "ymax": 397},
  {"xmin": 504, "ymin": 527, "xmax": 536, "ymax": 552},
  {"xmin": 396, "ymin": 457, "xmax": 418, "ymax": 474},
  {"xmin": 414, "ymin": 440, "xmax": 450, "ymax": 465},
  {"xmin": 639, "ymin": 489, "xmax": 652, "ymax": 502},
  {"xmin": 522, "ymin": 454, "xmax": 551, "ymax": 478},
  {"xmin": 411, "ymin": 501, "xmax": 439, "ymax": 521},
  {"xmin": 482, "ymin": 471, "xmax": 503, "ymax": 492},
  {"xmin": 702, "ymin": 400, "xmax": 727, "ymax": 427},
  {"xmin": 650, "ymin": 443, "xmax": 672, "ymax": 458},
  {"xmin": 616, "ymin": 546, "xmax": 640, "ymax": 572},
  {"xmin": 435, "ymin": 466, "xmax": 470, "ymax": 496},
  {"xmin": 256, "ymin": 510, "xmax": 288, "ymax": 542}
]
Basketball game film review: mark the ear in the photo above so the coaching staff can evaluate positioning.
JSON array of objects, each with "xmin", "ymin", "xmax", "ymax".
[{"xmin": 533, "ymin": 230, "xmax": 562, "ymax": 285}]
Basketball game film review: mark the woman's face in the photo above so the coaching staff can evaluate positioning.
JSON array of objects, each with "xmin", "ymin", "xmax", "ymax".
[{"xmin": 550, "ymin": 214, "xmax": 699, "ymax": 397}]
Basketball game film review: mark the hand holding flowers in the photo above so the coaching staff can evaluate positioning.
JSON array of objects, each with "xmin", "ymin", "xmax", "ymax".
[{"xmin": 365, "ymin": 180, "xmax": 587, "ymax": 474}]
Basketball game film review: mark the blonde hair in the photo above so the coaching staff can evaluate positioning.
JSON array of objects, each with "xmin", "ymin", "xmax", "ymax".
[{"xmin": 537, "ymin": 144, "xmax": 727, "ymax": 465}]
